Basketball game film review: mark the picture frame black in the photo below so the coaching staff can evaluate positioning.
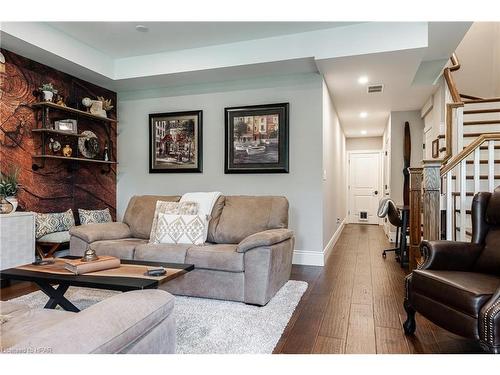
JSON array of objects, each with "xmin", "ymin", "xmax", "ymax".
[
  {"xmin": 149, "ymin": 110, "xmax": 203, "ymax": 173},
  {"xmin": 224, "ymin": 103, "xmax": 289, "ymax": 174}
]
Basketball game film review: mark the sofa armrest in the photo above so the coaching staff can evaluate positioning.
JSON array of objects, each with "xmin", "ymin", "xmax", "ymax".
[
  {"xmin": 69, "ymin": 222, "xmax": 132, "ymax": 243},
  {"xmin": 236, "ymin": 229, "xmax": 294, "ymax": 253},
  {"xmin": 419, "ymin": 240, "xmax": 483, "ymax": 271},
  {"xmin": 11, "ymin": 290, "xmax": 175, "ymax": 354}
]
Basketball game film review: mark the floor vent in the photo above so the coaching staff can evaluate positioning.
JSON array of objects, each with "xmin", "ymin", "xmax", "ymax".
[{"xmin": 367, "ymin": 84, "xmax": 384, "ymax": 93}]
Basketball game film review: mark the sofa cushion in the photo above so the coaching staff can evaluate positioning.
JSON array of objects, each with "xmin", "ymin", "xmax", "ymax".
[
  {"xmin": 213, "ymin": 196, "xmax": 289, "ymax": 244},
  {"xmin": 70, "ymin": 222, "xmax": 132, "ymax": 243},
  {"xmin": 123, "ymin": 195, "xmax": 180, "ymax": 239},
  {"xmin": 90, "ymin": 238, "xmax": 148, "ymax": 260},
  {"xmin": 35, "ymin": 209, "xmax": 75, "ymax": 239},
  {"xmin": 1, "ymin": 301, "xmax": 73, "ymax": 351},
  {"xmin": 186, "ymin": 244, "xmax": 244, "ymax": 272},
  {"xmin": 207, "ymin": 195, "xmax": 226, "ymax": 243},
  {"xmin": 412, "ymin": 269, "xmax": 500, "ymax": 318},
  {"xmin": 134, "ymin": 243, "xmax": 190, "ymax": 263}
]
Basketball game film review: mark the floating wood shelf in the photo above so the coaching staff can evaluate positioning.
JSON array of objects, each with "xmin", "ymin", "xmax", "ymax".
[
  {"xmin": 32, "ymin": 155, "xmax": 117, "ymax": 165},
  {"xmin": 31, "ymin": 102, "xmax": 118, "ymax": 124},
  {"xmin": 31, "ymin": 129, "xmax": 86, "ymax": 137}
]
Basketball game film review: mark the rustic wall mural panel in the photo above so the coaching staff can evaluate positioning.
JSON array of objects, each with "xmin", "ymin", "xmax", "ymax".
[{"xmin": 0, "ymin": 49, "xmax": 117, "ymax": 219}]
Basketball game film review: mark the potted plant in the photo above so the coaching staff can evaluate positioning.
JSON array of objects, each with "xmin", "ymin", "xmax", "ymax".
[
  {"xmin": 39, "ymin": 83, "xmax": 57, "ymax": 102},
  {"xmin": 0, "ymin": 166, "xmax": 20, "ymax": 212}
]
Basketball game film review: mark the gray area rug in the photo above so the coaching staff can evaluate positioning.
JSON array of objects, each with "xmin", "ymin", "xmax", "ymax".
[{"xmin": 10, "ymin": 280, "xmax": 308, "ymax": 354}]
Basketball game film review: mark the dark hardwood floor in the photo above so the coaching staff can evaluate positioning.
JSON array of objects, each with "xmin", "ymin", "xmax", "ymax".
[
  {"xmin": 274, "ymin": 224, "xmax": 484, "ymax": 354},
  {"xmin": 0, "ymin": 224, "xmax": 484, "ymax": 354}
]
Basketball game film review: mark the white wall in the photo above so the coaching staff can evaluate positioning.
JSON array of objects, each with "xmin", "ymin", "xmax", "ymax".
[
  {"xmin": 322, "ymin": 82, "xmax": 347, "ymax": 262},
  {"xmin": 454, "ymin": 22, "xmax": 500, "ymax": 97},
  {"xmin": 117, "ymin": 74, "xmax": 327, "ymax": 265},
  {"xmin": 345, "ymin": 136, "xmax": 383, "ymax": 151},
  {"xmin": 389, "ymin": 111, "xmax": 425, "ymax": 205}
]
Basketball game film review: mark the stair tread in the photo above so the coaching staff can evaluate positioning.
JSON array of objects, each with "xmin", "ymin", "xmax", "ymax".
[
  {"xmin": 464, "ymin": 98, "xmax": 500, "ymax": 104},
  {"xmin": 451, "ymin": 175, "xmax": 500, "ymax": 179},
  {"xmin": 465, "ymin": 159, "xmax": 500, "ymax": 164},
  {"xmin": 454, "ymin": 209, "xmax": 472, "ymax": 214},
  {"xmin": 463, "ymin": 120, "xmax": 500, "ymax": 125},
  {"xmin": 455, "ymin": 227, "xmax": 473, "ymax": 236},
  {"xmin": 464, "ymin": 108, "xmax": 500, "ymax": 114},
  {"xmin": 451, "ymin": 192, "xmax": 474, "ymax": 196}
]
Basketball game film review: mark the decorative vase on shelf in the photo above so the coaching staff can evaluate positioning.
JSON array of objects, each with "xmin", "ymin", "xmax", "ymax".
[
  {"xmin": 5, "ymin": 196, "xmax": 18, "ymax": 212},
  {"xmin": 63, "ymin": 144, "xmax": 73, "ymax": 157},
  {"xmin": 0, "ymin": 196, "xmax": 14, "ymax": 215},
  {"xmin": 42, "ymin": 90, "xmax": 54, "ymax": 102}
]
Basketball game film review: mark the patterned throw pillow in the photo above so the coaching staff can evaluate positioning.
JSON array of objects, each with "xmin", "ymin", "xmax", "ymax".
[
  {"xmin": 35, "ymin": 209, "xmax": 75, "ymax": 239},
  {"xmin": 78, "ymin": 208, "xmax": 113, "ymax": 225},
  {"xmin": 153, "ymin": 213, "xmax": 208, "ymax": 245},
  {"xmin": 149, "ymin": 201, "xmax": 199, "ymax": 243}
]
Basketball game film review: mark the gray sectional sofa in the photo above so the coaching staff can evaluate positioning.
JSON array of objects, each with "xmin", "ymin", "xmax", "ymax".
[
  {"xmin": 1, "ymin": 290, "xmax": 175, "ymax": 354},
  {"xmin": 69, "ymin": 195, "xmax": 294, "ymax": 306}
]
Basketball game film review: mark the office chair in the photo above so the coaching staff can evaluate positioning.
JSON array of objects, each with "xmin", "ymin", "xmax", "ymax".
[{"xmin": 377, "ymin": 198, "xmax": 403, "ymax": 259}]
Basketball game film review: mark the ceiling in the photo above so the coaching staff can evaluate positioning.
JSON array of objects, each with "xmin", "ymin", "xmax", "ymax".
[
  {"xmin": 46, "ymin": 22, "xmax": 357, "ymax": 58},
  {"xmin": 318, "ymin": 49, "xmax": 436, "ymax": 138}
]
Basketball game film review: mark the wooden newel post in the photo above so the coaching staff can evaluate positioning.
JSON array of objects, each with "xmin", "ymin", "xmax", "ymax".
[
  {"xmin": 408, "ymin": 167, "xmax": 423, "ymax": 271},
  {"xmin": 422, "ymin": 160, "xmax": 442, "ymax": 243}
]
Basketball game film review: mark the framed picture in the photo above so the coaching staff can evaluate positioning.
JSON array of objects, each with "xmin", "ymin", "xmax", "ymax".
[
  {"xmin": 224, "ymin": 103, "xmax": 289, "ymax": 174},
  {"xmin": 432, "ymin": 138, "xmax": 440, "ymax": 158},
  {"xmin": 149, "ymin": 110, "xmax": 203, "ymax": 173},
  {"xmin": 55, "ymin": 119, "xmax": 77, "ymax": 133}
]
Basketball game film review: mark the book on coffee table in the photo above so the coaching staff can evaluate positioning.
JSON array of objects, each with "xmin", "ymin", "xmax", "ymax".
[{"xmin": 63, "ymin": 256, "xmax": 120, "ymax": 275}]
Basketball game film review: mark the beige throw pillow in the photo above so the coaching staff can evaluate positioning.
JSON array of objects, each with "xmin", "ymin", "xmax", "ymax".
[
  {"xmin": 149, "ymin": 201, "xmax": 199, "ymax": 243},
  {"xmin": 153, "ymin": 213, "xmax": 208, "ymax": 245}
]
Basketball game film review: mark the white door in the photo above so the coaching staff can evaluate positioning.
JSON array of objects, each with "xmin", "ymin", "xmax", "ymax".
[{"xmin": 348, "ymin": 152, "xmax": 381, "ymax": 224}]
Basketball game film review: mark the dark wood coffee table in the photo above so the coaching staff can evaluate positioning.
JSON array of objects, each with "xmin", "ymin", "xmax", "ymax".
[{"xmin": 0, "ymin": 256, "xmax": 194, "ymax": 312}]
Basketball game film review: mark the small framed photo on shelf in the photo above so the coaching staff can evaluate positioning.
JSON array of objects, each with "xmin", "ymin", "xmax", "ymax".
[
  {"xmin": 55, "ymin": 119, "xmax": 78, "ymax": 134},
  {"xmin": 432, "ymin": 138, "xmax": 440, "ymax": 158}
]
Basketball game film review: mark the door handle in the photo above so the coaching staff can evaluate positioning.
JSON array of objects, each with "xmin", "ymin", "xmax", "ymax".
[{"xmin": 374, "ymin": 190, "xmax": 379, "ymax": 196}]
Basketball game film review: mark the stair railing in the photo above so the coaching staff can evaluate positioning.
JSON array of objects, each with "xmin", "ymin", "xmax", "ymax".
[{"xmin": 440, "ymin": 134, "xmax": 500, "ymax": 241}]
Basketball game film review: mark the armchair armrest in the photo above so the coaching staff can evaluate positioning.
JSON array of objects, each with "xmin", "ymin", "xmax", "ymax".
[
  {"xmin": 69, "ymin": 222, "xmax": 132, "ymax": 243},
  {"xmin": 11, "ymin": 290, "xmax": 175, "ymax": 354},
  {"xmin": 419, "ymin": 240, "xmax": 483, "ymax": 271},
  {"xmin": 236, "ymin": 229, "xmax": 294, "ymax": 253},
  {"xmin": 480, "ymin": 286, "xmax": 500, "ymax": 352}
]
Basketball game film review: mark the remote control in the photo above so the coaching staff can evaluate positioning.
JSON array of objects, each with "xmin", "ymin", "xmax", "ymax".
[{"xmin": 146, "ymin": 268, "xmax": 166, "ymax": 276}]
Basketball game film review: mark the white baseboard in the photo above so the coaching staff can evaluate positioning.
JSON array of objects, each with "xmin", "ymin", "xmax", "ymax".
[
  {"xmin": 292, "ymin": 250, "xmax": 325, "ymax": 266},
  {"xmin": 292, "ymin": 219, "xmax": 346, "ymax": 266},
  {"xmin": 323, "ymin": 218, "xmax": 346, "ymax": 262}
]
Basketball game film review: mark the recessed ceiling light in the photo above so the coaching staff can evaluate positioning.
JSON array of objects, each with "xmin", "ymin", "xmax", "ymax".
[
  {"xmin": 358, "ymin": 76, "xmax": 369, "ymax": 84},
  {"xmin": 359, "ymin": 112, "xmax": 368, "ymax": 118},
  {"xmin": 361, "ymin": 130, "xmax": 368, "ymax": 135},
  {"xmin": 135, "ymin": 25, "xmax": 149, "ymax": 32}
]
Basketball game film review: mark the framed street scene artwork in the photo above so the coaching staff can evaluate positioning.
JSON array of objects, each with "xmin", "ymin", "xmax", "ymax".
[
  {"xmin": 224, "ymin": 103, "xmax": 289, "ymax": 173},
  {"xmin": 149, "ymin": 110, "xmax": 203, "ymax": 173}
]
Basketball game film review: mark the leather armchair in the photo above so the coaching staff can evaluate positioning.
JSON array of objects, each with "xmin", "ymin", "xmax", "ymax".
[{"xmin": 403, "ymin": 187, "xmax": 500, "ymax": 354}]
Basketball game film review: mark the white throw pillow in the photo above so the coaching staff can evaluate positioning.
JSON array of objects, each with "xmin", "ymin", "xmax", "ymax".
[
  {"xmin": 153, "ymin": 213, "xmax": 208, "ymax": 245},
  {"xmin": 149, "ymin": 201, "xmax": 199, "ymax": 243}
]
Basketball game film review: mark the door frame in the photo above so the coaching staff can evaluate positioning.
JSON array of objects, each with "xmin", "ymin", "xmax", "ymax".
[{"xmin": 346, "ymin": 149, "xmax": 384, "ymax": 225}]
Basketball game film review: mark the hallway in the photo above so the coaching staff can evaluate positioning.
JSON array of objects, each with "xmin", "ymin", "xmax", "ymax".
[{"xmin": 275, "ymin": 224, "xmax": 484, "ymax": 354}]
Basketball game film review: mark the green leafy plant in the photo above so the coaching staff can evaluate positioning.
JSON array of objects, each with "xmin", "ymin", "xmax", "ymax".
[
  {"xmin": 39, "ymin": 83, "xmax": 55, "ymax": 92},
  {"xmin": 0, "ymin": 166, "xmax": 20, "ymax": 197}
]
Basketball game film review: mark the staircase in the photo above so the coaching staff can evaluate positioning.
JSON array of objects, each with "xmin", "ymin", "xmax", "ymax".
[
  {"xmin": 408, "ymin": 54, "xmax": 500, "ymax": 270},
  {"xmin": 440, "ymin": 55, "xmax": 500, "ymax": 242}
]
